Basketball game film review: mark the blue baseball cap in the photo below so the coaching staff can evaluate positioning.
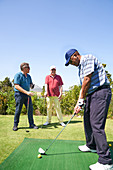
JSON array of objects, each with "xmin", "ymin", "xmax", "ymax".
[{"xmin": 65, "ymin": 49, "xmax": 77, "ymax": 66}]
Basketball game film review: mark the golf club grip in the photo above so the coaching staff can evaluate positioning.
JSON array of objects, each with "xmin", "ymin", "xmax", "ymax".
[{"xmin": 46, "ymin": 112, "xmax": 76, "ymax": 152}]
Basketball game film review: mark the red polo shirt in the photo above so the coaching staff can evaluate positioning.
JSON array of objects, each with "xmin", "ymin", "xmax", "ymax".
[{"xmin": 45, "ymin": 74, "xmax": 63, "ymax": 97}]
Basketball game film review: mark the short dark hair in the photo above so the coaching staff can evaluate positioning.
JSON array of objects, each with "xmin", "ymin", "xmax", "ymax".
[{"xmin": 20, "ymin": 62, "xmax": 29, "ymax": 71}]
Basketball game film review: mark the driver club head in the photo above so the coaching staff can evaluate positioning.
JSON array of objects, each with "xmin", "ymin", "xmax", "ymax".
[{"xmin": 38, "ymin": 148, "xmax": 46, "ymax": 155}]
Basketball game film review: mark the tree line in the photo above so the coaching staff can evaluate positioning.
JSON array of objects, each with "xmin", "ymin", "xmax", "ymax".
[{"xmin": 0, "ymin": 64, "xmax": 113, "ymax": 118}]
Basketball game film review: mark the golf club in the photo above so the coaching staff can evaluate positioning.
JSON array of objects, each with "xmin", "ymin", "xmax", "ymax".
[
  {"xmin": 38, "ymin": 112, "xmax": 76, "ymax": 155},
  {"xmin": 26, "ymin": 96, "xmax": 30, "ymax": 133}
]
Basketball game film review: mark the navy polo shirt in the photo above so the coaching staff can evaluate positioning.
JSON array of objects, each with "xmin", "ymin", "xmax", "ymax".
[{"xmin": 14, "ymin": 72, "xmax": 32, "ymax": 92}]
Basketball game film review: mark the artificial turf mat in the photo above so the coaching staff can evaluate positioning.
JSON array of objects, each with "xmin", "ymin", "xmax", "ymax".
[{"xmin": 0, "ymin": 138, "xmax": 113, "ymax": 170}]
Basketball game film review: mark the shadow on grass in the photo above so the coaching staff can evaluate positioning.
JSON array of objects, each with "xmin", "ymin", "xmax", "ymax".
[
  {"xmin": 38, "ymin": 120, "xmax": 82, "ymax": 129},
  {"xmin": 17, "ymin": 120, "xmax": 82, "ymax": 130},
  {"xmin": 18, "ymin": 127, "xmax": 31, "ymax": 130},
  {"xmin": 65, "ymin": 120, "xmax": 82, "ymax": 124}
]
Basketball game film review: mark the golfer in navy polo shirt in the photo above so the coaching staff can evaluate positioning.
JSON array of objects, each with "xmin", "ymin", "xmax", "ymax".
[
  {"xmin": 65, "ymin": 49, "xmax": 113, "ymax": 170},
  {"xmin": 13, "ymin": 62, "xmax": 38, "ymax": 131}
]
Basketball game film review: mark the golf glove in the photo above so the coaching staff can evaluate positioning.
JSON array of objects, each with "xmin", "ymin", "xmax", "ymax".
[{"xmin": 78, "ymin": 98, "xmax": 85, "ymax": 108}]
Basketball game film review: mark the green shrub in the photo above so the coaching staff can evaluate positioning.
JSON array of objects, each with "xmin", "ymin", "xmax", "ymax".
[{"xmin": 0, "ymin": 77, "xmax": 113, "ymax": 119}]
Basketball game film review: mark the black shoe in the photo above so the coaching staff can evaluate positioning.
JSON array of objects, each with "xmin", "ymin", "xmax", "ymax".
[
  {"xmin": 13, "ymin": 126, "xmax": 18, "ymax": 131},
  {"xmin": 29, "ymin": 124, "xmax": 38, "ymax": 129}
]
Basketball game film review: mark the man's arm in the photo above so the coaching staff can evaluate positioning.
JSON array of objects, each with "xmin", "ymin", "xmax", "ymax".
[
  {"xmin": 79, "ymin": 73, "xmax": 92, "ymax": 99},
  {"xmin": 15, "ymin": 84, "xmax": 34, "ymax": 96},
  {"xmin": 74, "ymin": 73, "xmax": 92, "ymax": 113},
  {"xmin": 58, "ymin": 85, "xmax": 63, "ymax": 101}
]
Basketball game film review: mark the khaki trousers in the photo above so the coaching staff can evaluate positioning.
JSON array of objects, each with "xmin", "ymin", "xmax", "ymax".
[{"xmin": 46, "ymin": 96, "xmax": 63, "ymax": 123}]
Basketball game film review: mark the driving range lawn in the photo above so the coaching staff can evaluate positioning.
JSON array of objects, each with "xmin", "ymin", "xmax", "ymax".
[{"xmin": 0, "ymin": 115, "xmax": 113, "ymax": 164}]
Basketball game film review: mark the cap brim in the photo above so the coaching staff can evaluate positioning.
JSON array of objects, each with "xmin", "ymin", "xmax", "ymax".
[
  {"xmin": 65, "ymin": 62, "xmax": 69, "ymax": 66},
  {"xmin": 65, "ymin": 58, "xmax": 70, "ymax": 66}
]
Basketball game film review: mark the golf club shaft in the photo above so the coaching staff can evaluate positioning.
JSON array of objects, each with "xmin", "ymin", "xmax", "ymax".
[
  {"xmin": 26, "ymin": 96, "xmax": 29, "ymax": 132},
  {"xmin": 45, "ymin": 112, "xmax": 76, "ymax": 152}
]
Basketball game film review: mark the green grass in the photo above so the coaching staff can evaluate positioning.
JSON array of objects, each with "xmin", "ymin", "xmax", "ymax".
[{"xmin": 0, "ymin": 115, "xmax": 113, "ymax": 164}]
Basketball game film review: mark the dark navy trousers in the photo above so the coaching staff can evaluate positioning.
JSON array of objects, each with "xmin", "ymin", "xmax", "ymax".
[
  {"xmin": 84, "ymin": 86, "xmax": 113, "ymax": 165},
  {"xmin": 14, "ymin": 92, "xmax": 34, "ymax": 127}
]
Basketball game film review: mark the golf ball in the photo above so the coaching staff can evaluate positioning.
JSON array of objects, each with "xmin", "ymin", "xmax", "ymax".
[
  {"xmin": 38, "ymin": 154, "xmax": 42, "ymax": 158},
  {"xmin": 109, "ymin": 144, "xmax": 112, "ymax": 147}
]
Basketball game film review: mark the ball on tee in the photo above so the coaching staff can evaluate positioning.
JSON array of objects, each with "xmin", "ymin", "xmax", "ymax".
[
  {"xmin": 109, "ymin": 144, "xmax": 112, "ymax": 147},
  {"xmin": 38, "ymin": 154, "xmax": 42, "ymax": 158}
]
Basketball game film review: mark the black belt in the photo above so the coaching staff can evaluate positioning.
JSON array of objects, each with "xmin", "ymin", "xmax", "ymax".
[
  {"xmin": 96, "ymin": 85, "xmax": 110, "ymax": 91},
  {"xmin": 87, "ymin": 85, "xmax": 110, "ymax": 96}
]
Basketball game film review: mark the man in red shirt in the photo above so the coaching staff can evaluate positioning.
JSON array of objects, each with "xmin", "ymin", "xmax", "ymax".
[{"xmin": 43, "ymin": 65, "xmax": 65, "ymax": 127}]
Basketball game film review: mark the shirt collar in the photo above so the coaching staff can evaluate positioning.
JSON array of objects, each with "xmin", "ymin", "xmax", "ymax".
[
  {"xmin": 21, "ymin": 71, "xmax": 28, "ymax": 77},
  {"xmin": 78, "ymin": 55, "xmax": 84, "ymax": 69},
  {"xmin": 50, "ymin": 74, "xmax": 56, "ymax": 78},
  {"xmin": 79, "ymin": 55, "xmax": 84, "ymax": 65}
]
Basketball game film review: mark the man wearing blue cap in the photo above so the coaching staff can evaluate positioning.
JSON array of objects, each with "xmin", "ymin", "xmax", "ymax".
[{"xmin": 65, "ymin": 49, "xmax": 113, "ymax": 170}]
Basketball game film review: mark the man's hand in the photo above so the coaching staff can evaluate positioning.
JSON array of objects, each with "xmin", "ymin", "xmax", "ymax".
[
  {"xmin": 78, "ymin": 98, "xmax": 85, "ymax": 108},
  {"xmin": 27, "ymin": 92, "xmax": 34, "ymax": 96},
  {"xmin": 74, "ymin": 104, "xmax": 81, "ymax": 114}
]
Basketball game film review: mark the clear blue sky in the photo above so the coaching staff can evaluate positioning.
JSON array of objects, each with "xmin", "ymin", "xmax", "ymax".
[{"xmin": 0, "ymin": 0, "xmax": 113, "ymax": 90}]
